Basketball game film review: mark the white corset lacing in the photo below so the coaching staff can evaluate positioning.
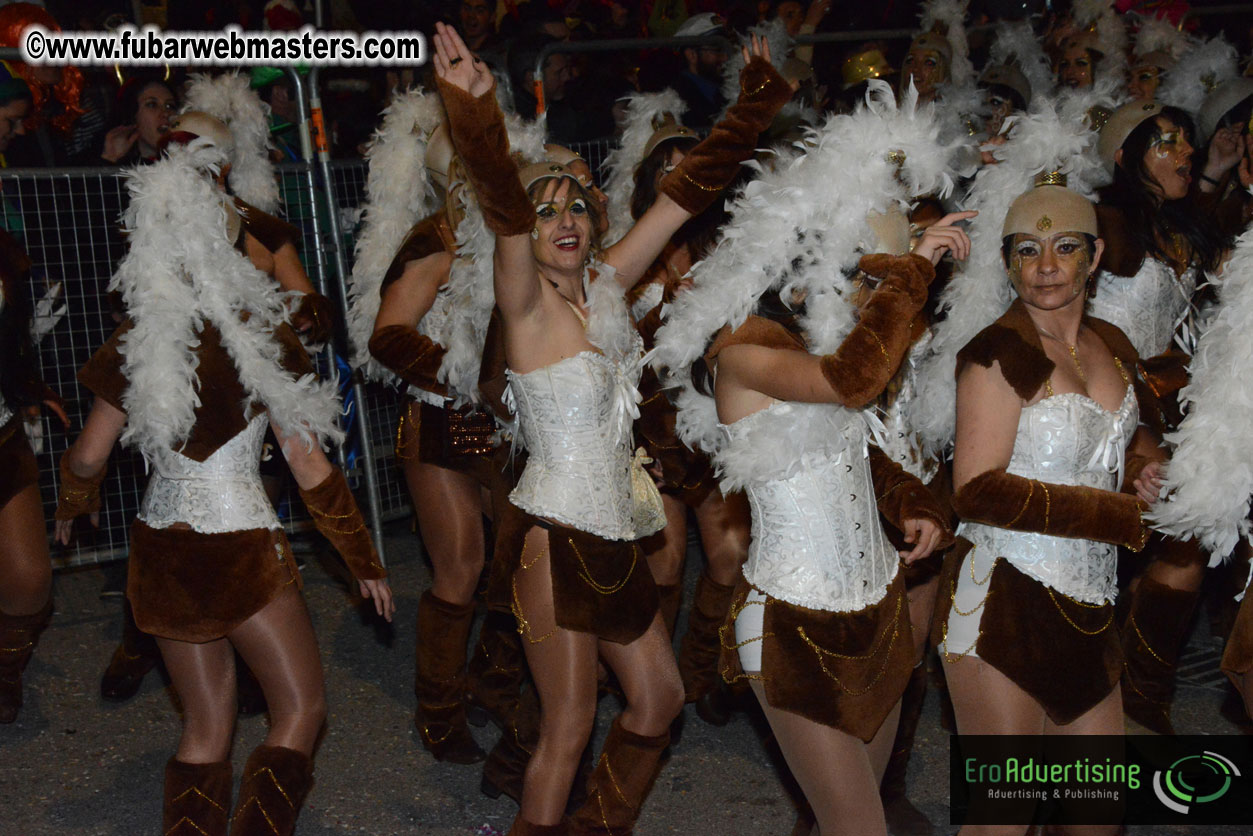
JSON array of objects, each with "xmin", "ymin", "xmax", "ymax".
[
  {"xmin": 941, "ymin": 386, "xmax": 1138, "ymax": 658},
  {"xmin": 138, "ymin": 413, "xmax": 280, "ymax": 533},
  {"xmin": 726, "ymin": 401, "xmax": 900, "ymax": 671},
  {"xmin": 1088, "ymin": 260, "xmax": 1198, "ymax": 358}
]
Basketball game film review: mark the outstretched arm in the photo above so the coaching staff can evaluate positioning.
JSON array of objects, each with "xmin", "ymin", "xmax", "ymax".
[
  {"xmin": 604, "ymin": 35, "xmax": 794, "ymax": 289},
  {"xmin": 53, "ymin": 397, "xmax": 127, "ymax": 544},
  {"xmin": 431, "ymin": 23, "xmax": 541, "ymax": 326}
]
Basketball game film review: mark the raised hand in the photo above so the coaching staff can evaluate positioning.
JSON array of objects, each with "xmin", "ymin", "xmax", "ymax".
[
  {"xmin": 431, "ymin": 22, "xmax": 493, "ymax": 97},
  {"xmin": 741, "ymin": 32, "xmax": 771, "ymax": 66},
  {"xmin": 914, "ymin": 210, "xmax": 977, "ymax": 264}
]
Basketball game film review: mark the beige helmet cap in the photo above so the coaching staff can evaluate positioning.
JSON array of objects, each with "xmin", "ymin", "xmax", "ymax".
[
  {"xmin": 1002, "ymin": 183, "xmax": 1097, "ymax": 239},
  {"xmin": 642, "ymin": 121, "xmax": 697, "ymax": 160},
  {"xmin": 1131, "ymin": 49, "xmax": 1175, "ymax": 73},
  {"xmin": 980, "ymin": 63, "xmax": 1032, "ymax": 108},
  {"xmin": 1097, "ymin": 99, "xmax": 1162, "ymax": 171},
  {"xmin": 518, "ymin": 160, "xmax": 581, "ymax": 192},
  {"xmin": 171, "ymin": 110, "xmax": 235, "ymax": 161},
  {"xmin": 866, "ymin": 207, "xmax": 911, "ymax": 256},
  {"xmin": 909, "ymin": 31, "xmax": 953, "ymax": 64},
  {"xmin": 1197, "ymin": 78, "xmax": 1253, "ymax": 144}
]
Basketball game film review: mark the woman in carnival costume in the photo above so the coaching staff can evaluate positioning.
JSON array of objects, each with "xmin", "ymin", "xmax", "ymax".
[
  {"xmin": 53, "ymin": 116, "xmax": 393, "ymax": 836},
  {"xmin": 654, "ymin": 78, "xmax": 968, "ymax": 836},
  {"xmin": 348, "ymin": 88, "xmax": 545, "ymax": 763},
  {"xmin": 1087, "ymin": 99, "xmax": 1232, "ymax": 734},
  {"xmin": 432, "ymin": 22, "xmax": 792, "ymax": 835}
]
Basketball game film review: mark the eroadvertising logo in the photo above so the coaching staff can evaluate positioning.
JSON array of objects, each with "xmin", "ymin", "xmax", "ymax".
[{"xmin": 951, "ymin": 735, "xmax": 1253, "ymax": 826}]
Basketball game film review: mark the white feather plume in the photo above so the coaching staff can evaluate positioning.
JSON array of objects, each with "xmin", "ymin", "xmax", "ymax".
[
  {"xmin": 1157, "ymin": 35, "xmax": 1239, "ymax": 117},
  {"xmin": 1132, "ymin": 15, "xmax": 1194, "ymax": 61},
  {"xmin": 346, "ymin": 87, "xmax": 445, "ymax": 380},
  {"xmin": 920, "ymin": 0, "xmax": 975, "ymax": 88},
  {"xmin": 908, "ymin": 92, "xmax": 1107, "ymax": 456},
  {"xmin": 653, "ymin": 81, "xmax": 960, "ymax": 458},
  {"xmin": 183, "ymin": 73, "xmax": 280, "ymax": 213},
  {"xmin": 602, "ymin": 90, "xmax": 688, "ymax": 247},
  {"xmin": 719, "ymin": 18, "xmax": 792, "ymax": 120},
  {"xmin": 112, "ymin": 142, "xmax": 343, "ymax": 460},
  {"xmin": 989, "ymin": 20, "xmax": 1053, "ymax": 104},
  {"xmin": 1148, "ymin": 203, "xmax": 1253, "ymax": 560}
]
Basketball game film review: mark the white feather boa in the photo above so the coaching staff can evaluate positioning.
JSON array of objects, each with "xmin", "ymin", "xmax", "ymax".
[
  {"xmin": 602, "ymin": 90, "xmax": 688, "ymax": 247},
  {"xmin": 652, "ymin": 81, "xmax": 959, "ymax": 458},
  {"xmin": 988, "ymin": 20, "xmax": 1053, "ymax": 104},
  {"xmin": 112, "ymin": 142, "xmax": 343, "ymax": 459},
  {"xmin": 1148, "ymin": 204, "xmax": 1253, "ymax": 560},
  {"xmin": 183, "ymin": 73, "xmax": 280, "ymax": 214},
  {"xmin": 346, "ymin": 87, "xmax": 445, "ymax": 378},
  {"xmin": 1133, "ymin": 15, "xmax": 1194, "ymax": 63},
  {"xmin": 920, "ymin": 0, "xmax": 975, "ymax": 88},
  {"xmin": 908, "ymin": 91, "xmax": 1109, "ymax": 456},
  {"xmin": 1157, "ymin": 36, "xmax": 1239, "ymax": 118}
]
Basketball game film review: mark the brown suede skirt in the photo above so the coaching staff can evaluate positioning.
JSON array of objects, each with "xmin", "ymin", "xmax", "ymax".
[
  {"xmin": 635, "ymin": 384, "xmax": 716, "ymax": 506},
  {"xmin": 932, "ymin": 543, "xmax": 1122, "ymax": 726},
  {"xmin": 1221, "ymin": 586, "xmax": 1253, "ymax": 685},
  {"xmin": 720, "ymin": 574, "xmax": 915, "ymax": 743},
  {"xmin": 0, "ymin": 414, "xmax": 39, "ymax": 509},
  {"xmin": 489, "ymin": 500, "xmax": 659, "ymax": 645},
  {"xmin": 396, "ymin": 397, "xmax": 500, "ymax": 481},
  {"xmin": 127, "ymin": 521, "xmax": 302, "ymax": 643}
]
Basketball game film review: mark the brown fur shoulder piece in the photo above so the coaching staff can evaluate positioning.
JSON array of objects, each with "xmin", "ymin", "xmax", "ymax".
[
  {"xmin": 705, "ymin": 315, "xmax": 807, "ymax": 361},
  {"xmin": 381, "ymin": 211, "xmax": 455, "ymax": 293},
  {"xmin": 955, "ymin": 300, "xmax": 1054, "ymax": 401},
  {"xmin": 234, "ymin": 198, "xmax": 300, "ymax": 254}
]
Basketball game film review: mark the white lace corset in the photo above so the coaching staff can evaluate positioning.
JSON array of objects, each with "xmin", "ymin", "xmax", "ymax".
[
  {"xmin": 723, "ymin": 402, "xmax": 899, "ymax": 613},
  {"xmin": 957, "ymin": 386, "xmax": 1138, "ymax": 604},
  {"xmin": 138, "ymin": 413, "xmax": 279, "ymax": 534},
  {"xmin": 873, "ymin": 335, "xmax": 939, "ymax": 484},
  {"xmin": 1088, "ymin": 260, "xmax": 1197, "ymax": 358},
  {"xmin": 507, "ymin": 351, "xmax": 641, "ymax": 540}
]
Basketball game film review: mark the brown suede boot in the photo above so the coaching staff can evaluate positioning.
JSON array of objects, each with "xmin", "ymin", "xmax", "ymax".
[
  {"xmin": 567, "ymin": 717, "xmax": 671, "ymax": 836},
  {"xmin": 163, "ymin": 758, "xmax": 232, "ymax": 836},
  {"xmin": 509, "ymin": 816, "xmax": 569, "ymax": 835},
  {"xmin": 880, "ymin": 664, "xmax": 934, "ymax": 836},
  {"xmin": 415, "ymin": 590, "xmax": 485, "ymax": 763},
  {"xmin": 0, "ymin": 598, "xmax": 52, "ymax": 724},
  {"xmin": 656, "ymin": 584, "xmax": 682, "ymax": 639},
  {"xmin": 1122, "ymin": 576, "xmax": 1201, "ymax": 735},
  {"xmin": 229, "ymin": 745, "xmax": 312, "ymax": 836},
  {"xmin": 678, "ymin": 572, "xmax": 738, "ymax": 704},
  {"xmin": 100, "ymin": 600, "xmax": 160, "ymax": 702},
  {"xmin": 467, "ymin": 609, "xmax": 525, "ymax": 731},
  {"xmin": 482, "ymin": 679, "xmax": 540, "ymax": 805}
]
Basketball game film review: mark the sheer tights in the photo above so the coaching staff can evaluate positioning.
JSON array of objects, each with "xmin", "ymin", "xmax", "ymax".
[
  {"xmin": 907, "ymin": 575, "xmax": 940, "ymax": 664},
  {"xmin": 0, "ymin": 484, "xmax": 52, "ymax": 616},
  {"xmin": 746, "ymin": 678, "xmax": 901, "ymax": 836},
  {"xmin": 514, "ymin": 523, "xmax": 685, "ymax": 825},
  {"xmin": 644, "ymin": 489, "xmax": 750, "ymax": 587},
  {"xmin": 404, "ymin": 458, "xmax": 488, "ymax": 605},
  {"xmin": 156, "ymin": 586, "xmax": 326, "ymax": 764},
  {"xmin": 942, "ymin": 655, "xmax": 1123, "ymax": 836}
]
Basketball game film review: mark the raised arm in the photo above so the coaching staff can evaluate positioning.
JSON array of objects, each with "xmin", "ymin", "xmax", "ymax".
[
  {"xmin": 431, "ymin": 23, "xmax": 540, "ymax": 324},
  {"xmin": 604, "ymin": 37, "xmax": 794, "ymax": 288}
]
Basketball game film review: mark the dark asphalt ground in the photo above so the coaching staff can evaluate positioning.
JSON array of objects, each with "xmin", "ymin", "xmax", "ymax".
[{"xmin": 1, "ymin": 520, "xmax": 1249, "ymax": 835}]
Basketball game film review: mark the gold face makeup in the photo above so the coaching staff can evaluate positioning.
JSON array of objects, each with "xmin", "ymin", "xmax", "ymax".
[
  {"xmin": 1006, "ymin": 231, "xmax": 1092, "ymax": 307},
  {"xmin": 535, "ymin": 195, "xmax": 589, "ymax": 221},
  {"xmin": 1142, "ymin": 117, "xmax": 1193, "ymax": 201}
]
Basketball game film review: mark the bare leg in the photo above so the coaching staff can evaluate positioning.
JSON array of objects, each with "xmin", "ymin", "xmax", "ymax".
[
  {"xmin": 405, "ymin": 458, "xmax": 486, "ymax": 606},
  {"xmin": 0, "ymin": 484, "xmax": 52, "ymax": 616},
  {"xmin": 749, "ymin": 679, "xmax": 893, "ymax": 836},
  {"xmin": 155, "ymin": 635, "xmax": 238, "ymax": 763},
  {"xmin": 692, "ymin": 489, "xmax": 750, "ymax": 587},
  {"xmin": 644, "ymin": 495, "xmax": 687, "ymax": 589}
]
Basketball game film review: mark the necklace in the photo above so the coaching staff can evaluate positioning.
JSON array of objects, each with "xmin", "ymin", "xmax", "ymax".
[{"xmin": 1037, "ymin": 325, "xmax": 1086, "ymax": 382}]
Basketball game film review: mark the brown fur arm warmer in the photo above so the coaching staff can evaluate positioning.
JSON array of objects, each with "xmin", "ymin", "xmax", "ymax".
[
  {"xmin": 368, "ymin": 325, "xmax": 448, "ymax": 396},
  {"xmin": 953, "ymin": 468, "xmax": 1149, "ymax": 551},
  {"xmin": 54, "ymin": 454, "xmax": 104, "ymax": 521},
  {"xmin": 300, "ymin": 469, "xmax": 387, "ymax": 580},
  {"xmin": 292, "ymin": 292, "xmax": 335, "ymax": 344},
  {"xmin": 868, "ymin": 447, "xmax": 954, "ymax": 548},
  {"xmin": 658, "ymin": 57, "xmax": 793, "ymax": 215},
  {"xmin": 435, "ymin": 80, "xmax": 533, "ymax": 237},
  {"xmin": 818, "ymin": 253, "xmax": 934, "ymax": 408}
]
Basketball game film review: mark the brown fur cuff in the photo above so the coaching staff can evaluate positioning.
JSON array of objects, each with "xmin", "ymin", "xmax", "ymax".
[
  {"xmin": 658, "ymin": 56, "xmax": 792, "ymax": 215},
  {"xmin": 818, "ymin": 267, "xmax": 931, "ymax": 408},
  {"xmin": 300, "ymin": 469, "xmax": 387, "ymax": 580},
  {"xmin": 953, "ymin": 468, "xmax": 1149, "ymax": 550},
  {"xmin": 54, "ymin": 454, "xmax": 104, "ymax": 521},
  {"xmin": 868, "ymin": 447, "xmax": 953, "ymax": 549},
  {"xmin": 292, "ymin": 292, "xmax": 334, "ymax": 344},
  {"xmin": 368, "ymin": 324, "xmax": 449, "ymax": 396},
  {"xmin": 436, "ymin": 80, "xmax": 534, "ymax": 237},
  {"xmin": 857, "ymin": 253, "xmax": 934, "ymax": 306}
]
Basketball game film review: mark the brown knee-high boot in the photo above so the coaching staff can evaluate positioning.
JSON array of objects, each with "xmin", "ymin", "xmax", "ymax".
[
  {"xmin": 415, "ymin": 590, "xmax": 485, "ymax": 763},
  {"xmin": 1122, "ymin": 576, "xmax": 1201, "ymax": 735},
  {"xmin": 509, "ymin": 816, "xmax": 568, "ymax": 835},
  {"xmin": 229, "ymin": 746, "xmax": 312, "ymax": 836},
  {"xmin": 482, "ymin": 677, "xmax": 539, "ymax": 805},
  {"xmin": 101, "ymin": 598, "xmax": 160, "ymax": 702},
  {"xmin": 656, "ymin": 584, "xmax": 682, "ymax": 638},
  {"xmin": 880, "ymin": 664, "xmax": 933, "ymax": 836},
  {"xmin": 677, "ymin": 572, "xmax": 736, "ymax": 701},
  {"xmin": 468, "ymin": 608, "xmax": 525, "ymax": 731},
  {"xmin": 567, "ymin": 717, "xmax": 670, "ymax": 836},
  {"xmin": 164, "ymin": 758, "xmax": 232, "ymax": 836},
  {"xmin": 0, "ymin": 598, "xmax": 52, "ymax": 724}
]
